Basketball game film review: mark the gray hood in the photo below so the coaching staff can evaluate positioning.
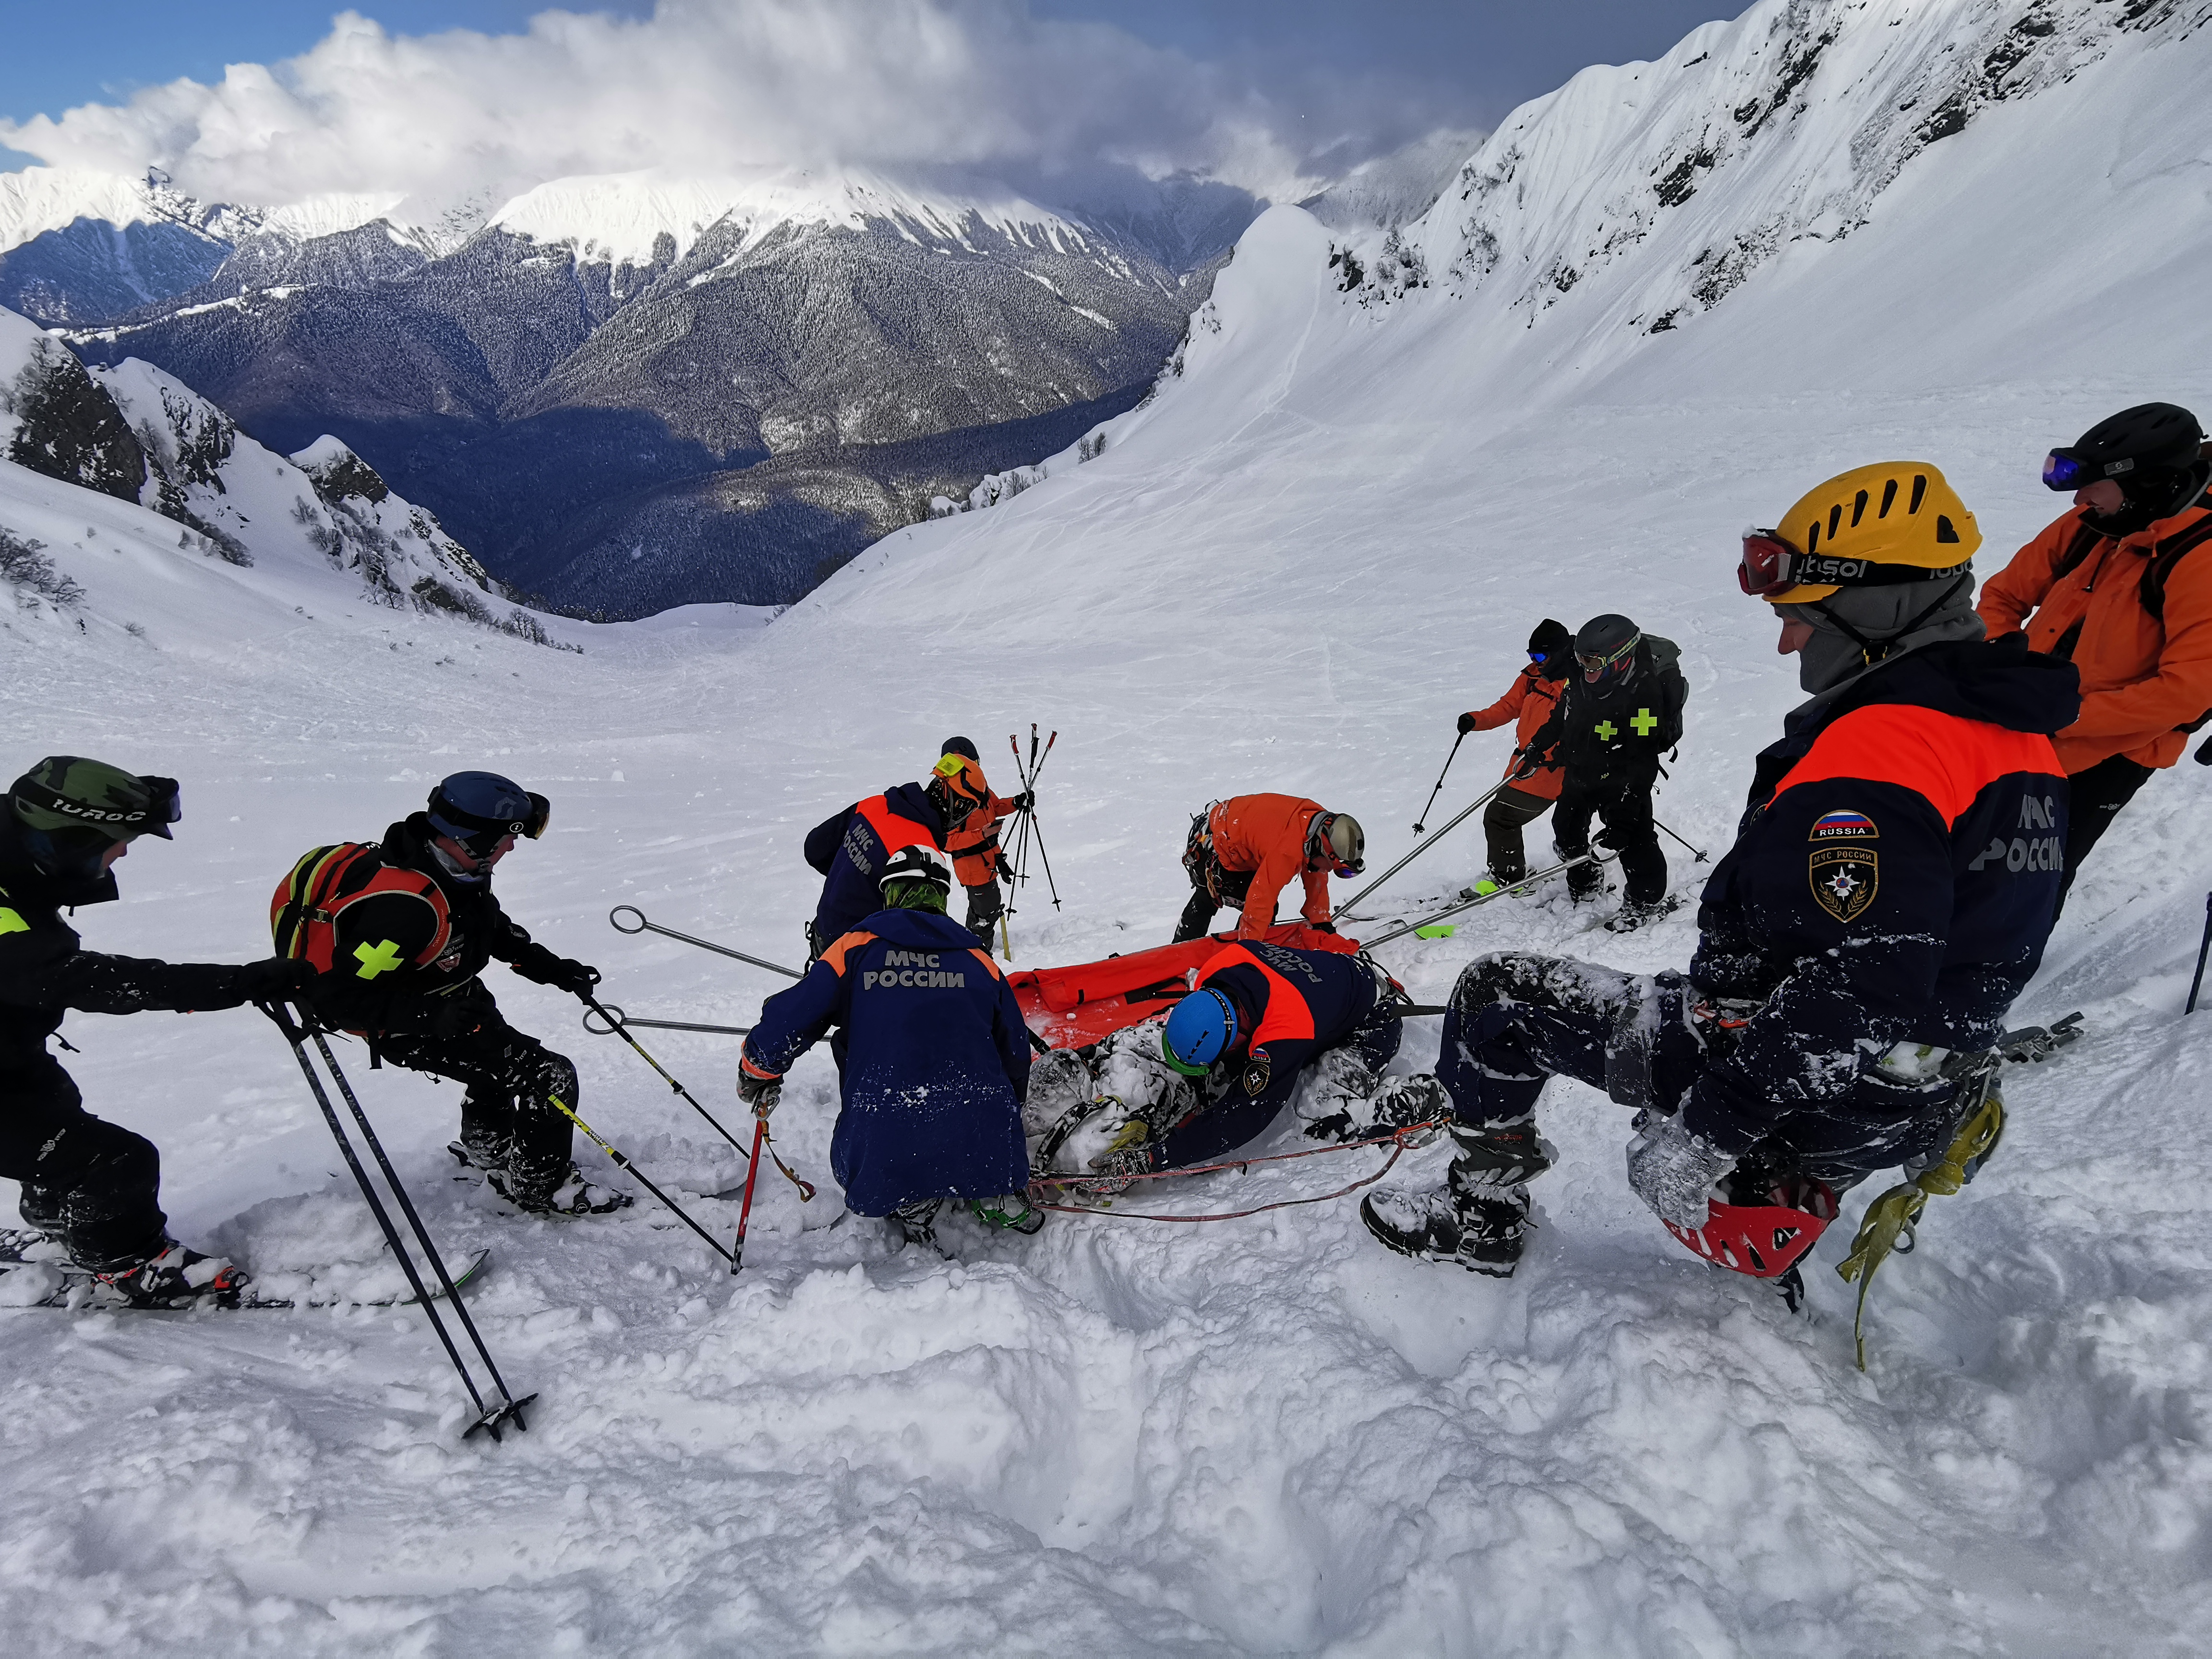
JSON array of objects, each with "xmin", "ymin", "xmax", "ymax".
[{"xmin": 1778, "ymin": 574, "xmax": 1985, "ymax": 697}]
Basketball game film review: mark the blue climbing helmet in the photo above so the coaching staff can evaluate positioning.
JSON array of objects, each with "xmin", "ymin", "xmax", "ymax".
[
  {"xmin": 1161, "ymin": 988, "xmax": 1239, "ymax": 1077},
  {"xmin": 426, "ymin": 771, "xmax": 549, "ymax": 860}
]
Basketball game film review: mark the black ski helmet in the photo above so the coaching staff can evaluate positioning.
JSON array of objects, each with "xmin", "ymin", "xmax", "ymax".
[
  {"xmin": 2047, "ymin": 402, "xmax": 2209, "ymax": 531},
  {"xmin": 941, "ymin": 736, "xmax": 980, "ymax": 762},
  {"xmin": 1573, "ymin": 614, "xmax": 1642, "ymax": 684},
  {"xmin": 1528, "ymin": 618, "xmax": 1571, "ymax": 658},
  {"xmin": 426, "ymin": 771, "xmax": 549, "ymax": 856}
]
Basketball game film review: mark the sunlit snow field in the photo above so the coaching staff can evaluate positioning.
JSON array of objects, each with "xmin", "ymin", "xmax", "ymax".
[{"xmin": 5, "ymin": 14, "xmax": 2212, "ymax": 1656}]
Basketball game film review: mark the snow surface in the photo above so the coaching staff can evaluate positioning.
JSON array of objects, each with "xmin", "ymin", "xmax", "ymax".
[{"xmin": 5, "ymin": 2, "xmax": 2212, "ymax": 1653}]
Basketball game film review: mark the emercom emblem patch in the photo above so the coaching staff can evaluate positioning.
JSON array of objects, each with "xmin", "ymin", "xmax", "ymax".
[{"xmin": 1808, "ymin": 809, "xmax": 1878, "ymax": 923}]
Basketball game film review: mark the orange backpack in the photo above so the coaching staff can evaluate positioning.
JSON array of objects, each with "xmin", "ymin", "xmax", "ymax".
[{"xmin": 270, "ymin": 843, "xmax": 452, "ymax": 978}]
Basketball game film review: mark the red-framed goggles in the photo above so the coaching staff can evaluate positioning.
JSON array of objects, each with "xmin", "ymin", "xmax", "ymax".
[{"xmin": 1737, "ymin": 528, "xmax": 1802, "ymax": 598}]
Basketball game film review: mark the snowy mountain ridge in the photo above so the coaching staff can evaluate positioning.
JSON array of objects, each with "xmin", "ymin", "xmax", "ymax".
[{"xmin": 1376, "ymin": 0, "xmax": 2210, "ymax": 344}]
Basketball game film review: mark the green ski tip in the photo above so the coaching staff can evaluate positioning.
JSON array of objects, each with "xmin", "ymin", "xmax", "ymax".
[{"xmin": 1415, "ymin": 924, "xmax": 1457, "ymax": 939}]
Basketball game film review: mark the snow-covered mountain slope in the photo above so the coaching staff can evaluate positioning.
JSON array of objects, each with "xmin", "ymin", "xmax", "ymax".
[
  {"xmin": 3, "ymin": 3, "xmax": 2212, "ymax": 1653},
  {"xmin": 4, "ymin": 302, "xmax": 553, "ymax": 638}
]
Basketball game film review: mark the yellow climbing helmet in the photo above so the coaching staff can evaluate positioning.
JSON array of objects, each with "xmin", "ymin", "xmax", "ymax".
[{"xmin": 1739, "ymin": 461, "xmax": 1981, "ymax": 603}]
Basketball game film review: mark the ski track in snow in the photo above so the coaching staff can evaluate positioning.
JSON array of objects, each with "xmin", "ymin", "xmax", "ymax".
[{"xmin": 6, "ymin": 8, "xmax": 2212, "ymax": 1655}]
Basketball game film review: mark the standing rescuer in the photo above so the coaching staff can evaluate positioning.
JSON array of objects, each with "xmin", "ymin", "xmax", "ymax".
[
  {"xmin": 1458, "ymin": 618, "xmax": 1572, "ymax": 886},
  {"xmin": 937, "ymin": 737, "xmax": 1032, "ymax": 943},
  {"xmin": 1172, "ymin": 794, "xmax": 1365, "ymax": 944},
  {"xmin": 1973, "ymin": 402, "xmax": 2212, "ymax": 912},
  {"xmin": 738, "ymin": 846, "xmax": 1036, "ymax": 1253},
  {"xmin": 281, "ymin": 771, "xmax": 630, "ymax": 1218},
  {"xmin": 803, "ymin": 750, "xmax": 987, "ymax": 962},
  {"xmin": 1362, "ymin": 462, "xmax": 2078, "ymax": 1289},
  {"xmin": 1523, "ymin": 613, "xmax": 1688, "ymax": 928},
  {"xmin": 0, "ymin": 757, "xmax": 315, "ymax": 1306}
]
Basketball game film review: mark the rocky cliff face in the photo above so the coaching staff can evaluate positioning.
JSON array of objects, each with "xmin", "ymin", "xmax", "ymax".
[{"xmin": 0, "ymin": 306, "xmax": 144, "ymax": 501}]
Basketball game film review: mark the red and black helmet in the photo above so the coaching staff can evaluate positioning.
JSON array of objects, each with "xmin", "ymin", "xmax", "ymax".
[{"xmin": 1662, "ymin": 1174, "xmax": 1839, "ymax": 1279}]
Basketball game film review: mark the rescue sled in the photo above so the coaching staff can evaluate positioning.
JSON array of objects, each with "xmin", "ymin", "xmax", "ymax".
[{"xmin": 1010, "ymin": 925, "xmax": 1358, "ymax": 1050}]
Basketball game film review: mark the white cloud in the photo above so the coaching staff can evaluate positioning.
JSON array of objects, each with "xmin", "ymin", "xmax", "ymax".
[{"xmin": 0, "ymin": 0, "xmax": 1417, "ymax": 212}]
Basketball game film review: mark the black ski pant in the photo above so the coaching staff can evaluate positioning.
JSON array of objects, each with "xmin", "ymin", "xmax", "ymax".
[
  {"xmin": 0, "ymin": 1056, "xmax": 167, "ymax": 1272},
  {"xmin": 1172, "ymin": 863, "xmax": 1254, "ymax": 944},
  {"xmin": 2054, "ymin": 754, "xmax": 2156, "ymax": 917},
  {"xmin": 372, "ymin": 1009, "xmax": 578, "ymax": 1198},
  {"xmin": 1438, "ymin": 951, "xmax": 1961, "ymax": 1187},
  {"xmin": 1482, "ymin": 786, "xmax": 1554, "ymax": 884},
  {"xmin": 1551, "ymin": 773, "xmax": 1666, "ymax": 904},
  {"xmin": 963, "ymin": 875, "xmax": 1004, "ymax": 941}
]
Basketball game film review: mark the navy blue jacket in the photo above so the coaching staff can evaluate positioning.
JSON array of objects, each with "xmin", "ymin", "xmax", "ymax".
[
  {"xmin": 742, "ymin": 907, "xmax": 1030, "ymax": 1215},
  {"xmin": 1685, "ymin": 637, "xmax": 2079, "ymax": 1165},
  {"xmin": 804, "ymin": 783, "xmax": 948, "ymax": 950},
  {"xmin": 1160, "ymin": 940, "xmax": 1399, "ymax": 1166}
]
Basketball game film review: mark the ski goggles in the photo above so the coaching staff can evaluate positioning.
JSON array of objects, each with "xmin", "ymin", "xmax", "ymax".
[
  {"xmin": 2039, "ymin": 448, "xmax": 2125, "ymax": 493},
  {"xmin": 1575, "ymin": 636, "xmax": 1639, "ymax": 680},
  {"xmin": 12, "ymin": 773, "xmax": 181, "ymax": 840},
  {"xmin": 1737, "ymin": 528, "xmax": 1802, "ymax": 598},
  {"xmin": 932, "ymin": 752, "xmax": 986, "ymax": 800}
]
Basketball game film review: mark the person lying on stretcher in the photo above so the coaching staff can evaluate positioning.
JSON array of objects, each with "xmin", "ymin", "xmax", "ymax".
[{"xmin": 1030, "ymin": 940, "xmax": 1443, "ymax": 1191}]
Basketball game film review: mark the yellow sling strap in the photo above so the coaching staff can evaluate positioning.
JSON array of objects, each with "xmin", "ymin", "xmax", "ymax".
[{"xmin": 1835, "ymin": 1082, "xmax": 2006, "ymax": 1370}]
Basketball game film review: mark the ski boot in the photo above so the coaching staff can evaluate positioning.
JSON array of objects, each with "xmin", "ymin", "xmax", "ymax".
[
  {"xmin": 1605, "ymin": 896, "xmax": 1681, "ymax": 933},
  {"xmin": 92, "ymin": 1240, "xmax": 251, "ymax": 1309},
  {"xmin": 1361, "ymin": 1181, "xmax": 1531, "ymax": 1277},
  {"xmin": 489, "ymin": 1163, "xmax": 635, "ymax": 1217},
  {"xmin": 1360, "ymin": 1119, "xmax": 1553, "ymax": 1276},
  {"xmin": 888, "ymin": 1199, "xmax": 944, "ymax": 1253},
  {"xmin": 970, "ymin": 1193, "xmax": 1046, "ymax": 1235},
  {"xmin": 448, "ymin": 1128, "xmax": 514, "ymax": 1179},
  {"xmin": 1036, "ymin": 1094, "xmax": 1162, "ymax": 1196}
]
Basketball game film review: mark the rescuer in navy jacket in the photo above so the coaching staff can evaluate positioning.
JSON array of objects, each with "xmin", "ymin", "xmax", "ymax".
[
  {"xmin": 801, "ymin": 755, "xmax": 988, "ymax": 960},
  {"xmin": 1362, "ymin": 462, "xmax": 2080, "ymax": 1281},
  {"xmin": 742, "ymin": 849, "xmax": 1031, "ymax": 1221},
  {"xmin": 1153, "ymin": 940, "xmax": 1404, "ymax": 1166}
]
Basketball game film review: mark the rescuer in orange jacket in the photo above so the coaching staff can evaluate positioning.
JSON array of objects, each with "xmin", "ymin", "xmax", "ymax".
[
  {"xmin": 1458, "ymin": 618, "xmax": 1571, "ymax": 884},
  {"xmin": 937, "ymin": 738, "xmax": 1032, "ymax": 941},
  {"xmin": 1171, "ymin": 794, "xmax": 1365, "ymax": 944},
  {"xmin": 1974, "ymin": 402, "xmax": 2212, "ymax": 909}
]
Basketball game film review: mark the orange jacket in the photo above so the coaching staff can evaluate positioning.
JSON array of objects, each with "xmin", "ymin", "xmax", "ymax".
[
  {"xmin": 1975, "ymin": 497, "xmax": 2212, "ymax": 773},
  {"xmin": 1465, "ymin": 664, "xmax": 1566, "ymax": 801},
  {"xmin": 1208, "ymin": 794, "xmax": 1330, "ymax": 936},
  {"xmin": 946, "ymin": 791, "xmax": 1017, "ymax": 887}
]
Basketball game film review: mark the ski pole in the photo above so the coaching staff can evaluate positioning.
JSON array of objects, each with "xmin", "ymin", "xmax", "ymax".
[
  {"xmin": 1026, "ymin": 809, "xmax": 1063, "ymax": 909},
  {"xmin": 1360, "ymin": 851, "xmax": 1617, "ymax": 948},
  {"xmin": 1330, "ymin": 777, "xmax": 1515, "ymax": 921},
  {"xmin": 2188, "ymin": 892, "xmax": 2212, "ymax": 1014},
  {"xmin": 261, "ymin": 1004, "xmax": 531, "ymax": 1441},
  {"xmin": 578, "ymin": 992, "xmax": 759, "ymax": 1162},
  {"xmin": 1413, "ymin": 733, "xmax": 1466, "ymax": 833},
  {"xmin": 544, "ymin": 1093, "xmax": 738, "ymax": 1268},
  {"xmin": 1654, "ymin": 818, "xmax": 1710, "ymax": 864},
  {"xmin": 609, "ymin": 905, "xmax": 803, "ymax": 979},
  {"xmin": 582, "ymin": 1006, "xmax": 751, "ymax": 1037},
  {"xmin": 732, "ymin": 1116, "xmax": 769, "ymax": 1273}
]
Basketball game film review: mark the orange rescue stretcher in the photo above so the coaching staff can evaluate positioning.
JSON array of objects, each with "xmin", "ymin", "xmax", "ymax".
[{"xmin": 1009, "ymin": 924, "xmax": 1358, "ymax": 1051}]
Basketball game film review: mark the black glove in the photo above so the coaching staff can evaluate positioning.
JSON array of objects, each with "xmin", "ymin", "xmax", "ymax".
[
  {"xmin": 1510, "ymin": 747, "xmax": 1544, "ymax": 780},
  {"xmin": 1308, "ymin": 920, "xmax": 1337, "ymax": 935},
  {"xmin": 547, "ymin": 958, "xmax": 601, "ymax": 996},
  {"xmin": 738, "ymin": 1065, "xmax": 782, "ymax": 1117},
  {"xmin": 1009, "ymin": 791, "xmax": 1035, "ymax": 813},
  {"xmin": 238, "ymin": 957, "xmax": 320, "ymax": 1000},
  {"xmin": 1457, "ymin": 712, "xmax": 1478, "ymax": 735}
]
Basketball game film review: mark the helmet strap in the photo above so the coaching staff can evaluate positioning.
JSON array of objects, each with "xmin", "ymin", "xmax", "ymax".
[{"xmin": 1811, "ymin": 573, "xmax": 1971, "ymax": 666}]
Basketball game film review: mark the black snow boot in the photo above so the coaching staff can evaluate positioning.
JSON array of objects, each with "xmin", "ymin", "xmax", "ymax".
[
  {"xmin": 889, "ymin": 1199, "xmax": 944, "ymax": 1252},
  {"xmin": 1361, "ymin": 1181, "xmax": 1531, "ymax": 1277},
  {"xmin": 489, "ymin": 1163, "xmax": 634, "ymax": 1217}
]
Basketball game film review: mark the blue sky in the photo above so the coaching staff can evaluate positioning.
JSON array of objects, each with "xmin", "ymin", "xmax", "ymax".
[{"xmin": 0, "ymin": 1, "xmax": 1743, "ymax": 188}]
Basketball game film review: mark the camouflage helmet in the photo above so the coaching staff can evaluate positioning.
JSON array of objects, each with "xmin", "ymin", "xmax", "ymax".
[{"xmin": 10, "ymin": 756, "xmax": 179, "ymax": 843}]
